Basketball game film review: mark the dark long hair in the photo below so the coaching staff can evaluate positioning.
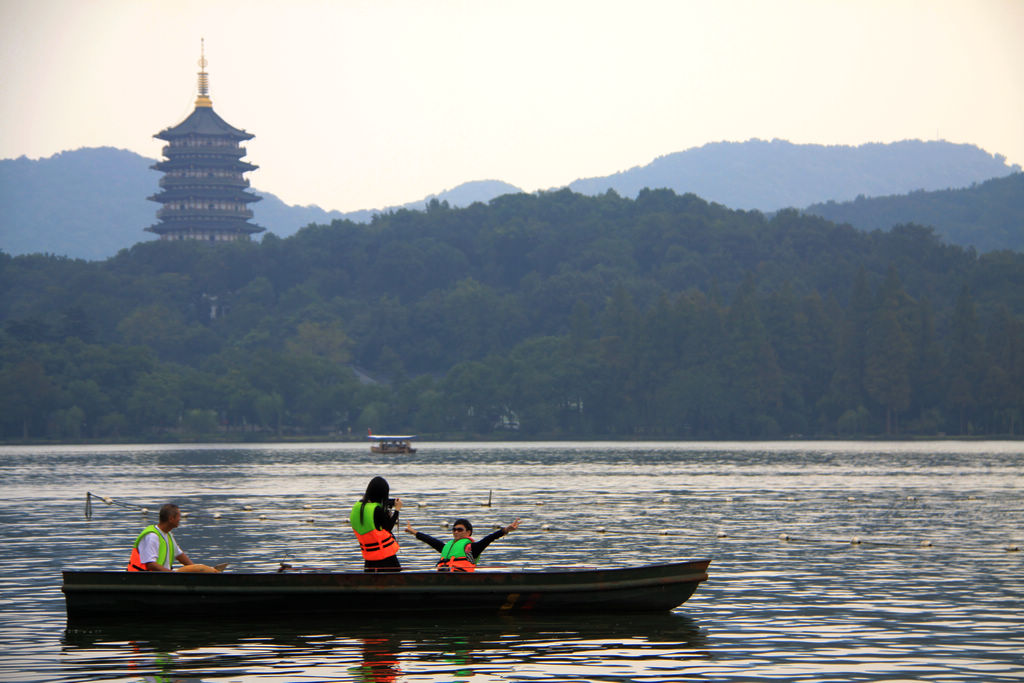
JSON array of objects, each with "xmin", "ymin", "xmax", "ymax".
[{"xmin": 358, "ymin": 476, "xmax": 389, "ymax": 525}]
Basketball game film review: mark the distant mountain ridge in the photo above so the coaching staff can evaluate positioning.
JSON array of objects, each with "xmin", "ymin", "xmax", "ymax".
[
  {"xmin": 569, "ymin": 139, "xmax": 1020, "ymax": 210},
  {"xmin": 0, "ymin": 139, "xmax": 1018, "ymax": 260},
  {"xmin": 0, "ymin": 148, "xmax": 520, "ymax": 261}
]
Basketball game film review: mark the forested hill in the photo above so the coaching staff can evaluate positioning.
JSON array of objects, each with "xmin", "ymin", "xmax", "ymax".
[
  {"xmin": 2, "ymin": 188, "xmax": 1023, "ymax": 442},
  {"xmin": 804, "ymin": 173, "xmax": 1024, "ymax": 253}
]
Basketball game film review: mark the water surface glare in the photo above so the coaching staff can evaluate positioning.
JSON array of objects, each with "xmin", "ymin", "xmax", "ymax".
[{"xmin": 0, "ymin": 441, "xmax": 1021, "ymax": 681}]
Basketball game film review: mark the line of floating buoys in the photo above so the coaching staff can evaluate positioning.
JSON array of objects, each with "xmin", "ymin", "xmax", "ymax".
[
  {"xmin": 85, "ymin": 491, "xmax": 152, "ymax": 519},
  {"xmin": 85, "ymin": 492, "xmax": 343, "ymax": 525},
  {"xmin": 85, "ymin": 492, "xmax": 1019, "ymax": 553}
]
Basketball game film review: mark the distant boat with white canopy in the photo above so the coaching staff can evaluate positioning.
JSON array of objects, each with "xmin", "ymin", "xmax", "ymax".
[{"xmin": 367, "ymin": 429, "xmax": 417, "ymax": 454}]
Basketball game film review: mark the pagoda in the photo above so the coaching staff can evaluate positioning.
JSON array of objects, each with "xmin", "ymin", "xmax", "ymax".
[{"xmin": 146, "ymin": 42, "xmax": 263, "ymax": 242}]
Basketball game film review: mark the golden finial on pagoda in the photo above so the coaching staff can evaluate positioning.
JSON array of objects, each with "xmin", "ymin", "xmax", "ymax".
[{"xmin": 195, "ymin": 38, "xmax": 212, "ymax": 108}]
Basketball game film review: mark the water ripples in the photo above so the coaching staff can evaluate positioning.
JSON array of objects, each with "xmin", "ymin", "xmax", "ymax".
[{"xmin": 1, "ymin": 441, "xmax": 1021, "ymax": 681}]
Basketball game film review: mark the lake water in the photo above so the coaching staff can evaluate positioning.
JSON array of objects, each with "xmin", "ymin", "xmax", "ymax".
[{"xmin": 0, "ymin": 441, "xmax": 1021, "ymax": 682}]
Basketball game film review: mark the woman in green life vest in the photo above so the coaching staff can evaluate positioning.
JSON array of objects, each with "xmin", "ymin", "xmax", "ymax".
[
  {"xmin": 351, "ymin": 476, "xmax": 403, "ymax": 572},
  {"xmin": 405, "ymin": 517, "xmax": 520, "ymax": 572}
]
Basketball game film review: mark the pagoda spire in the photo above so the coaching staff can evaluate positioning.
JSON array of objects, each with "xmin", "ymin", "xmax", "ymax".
[{"xmin": 195, "ymin": 38, "xmax": 212, "ymax": 108}]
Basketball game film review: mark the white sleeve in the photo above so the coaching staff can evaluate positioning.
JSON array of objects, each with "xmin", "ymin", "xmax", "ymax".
[{"xmin": 137, "ymin": 532, "xmax": 159, "ymax": 565}]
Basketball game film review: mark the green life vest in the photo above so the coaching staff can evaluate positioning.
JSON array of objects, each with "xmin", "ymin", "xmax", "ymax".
[
  {"xmin": 437, "ymin": 537, "xmax": 476, "ymax": 572},
  {"xmin": 133, "ymin": 525, "xmax": 177, "ymax": 569},
  {"xmin": 350, "ymin": 501, "xmax": 380, "ymax": 534}
]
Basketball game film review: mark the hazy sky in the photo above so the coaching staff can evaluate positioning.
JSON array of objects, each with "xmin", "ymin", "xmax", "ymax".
[{"xmin": 1, "ymin": 0, "xmax": 1022, "ymax": 212}]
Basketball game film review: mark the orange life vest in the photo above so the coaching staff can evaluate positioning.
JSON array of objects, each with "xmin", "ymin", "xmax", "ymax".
[
  {"xmin": 350, "ymin": 501, "xmax": 399, "ymax": 561},
  {"xmin": 127, "ymin": 546, "xmax": 147, "ymax": 572},
  {"xmin": 436, "ymin": 537, "xmax": 476, "ymax": 572}
]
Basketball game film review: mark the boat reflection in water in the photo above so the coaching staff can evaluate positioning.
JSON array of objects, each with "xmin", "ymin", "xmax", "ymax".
[{"xmin": 62, "ymin": 612, "xmax": 709, "ymax": 682}]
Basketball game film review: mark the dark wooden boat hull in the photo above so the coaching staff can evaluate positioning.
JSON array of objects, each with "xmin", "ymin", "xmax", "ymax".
[{"xmin": 62, "ymin": 560, "xmax": 709, "ymax": 621}]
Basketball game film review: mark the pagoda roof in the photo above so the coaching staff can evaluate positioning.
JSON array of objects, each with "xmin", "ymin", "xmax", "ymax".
[
  {"xmin": 151, "ymin": 158, "xmax": 258, "ymax": 172},
  {"xmin": 155, "ymin": 106, "xmax": 254, "ymax": 141}
]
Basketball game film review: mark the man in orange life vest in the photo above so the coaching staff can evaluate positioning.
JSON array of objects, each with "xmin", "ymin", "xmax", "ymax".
[
  {"xmin": 404, "ymin": 517, "xmax": 520, "ymax": 572},
  {"xmin": 126, "ymin": 503, "xmax": 223, "ymax": 572}
]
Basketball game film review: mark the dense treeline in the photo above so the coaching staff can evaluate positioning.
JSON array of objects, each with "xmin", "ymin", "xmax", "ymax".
[{"xmin": 2, "ymin": 188, "xmax": 1023, "ymax": 441}]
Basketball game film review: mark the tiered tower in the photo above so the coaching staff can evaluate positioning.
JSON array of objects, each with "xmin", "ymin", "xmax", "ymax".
[{"xmin": 146, "ymin": 42, "xmax": 263, "ymax": 242}]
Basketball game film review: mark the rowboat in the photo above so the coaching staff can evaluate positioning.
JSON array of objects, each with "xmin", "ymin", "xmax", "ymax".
[{"xmin": 62, "ymin": 560, "xmax": 710, "ymax": 621}]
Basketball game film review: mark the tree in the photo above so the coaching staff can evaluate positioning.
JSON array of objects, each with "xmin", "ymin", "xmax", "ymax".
[
  {"xmin": 864, "ymin": 267, "xmax": 914, "ymax": 434},
  {"xmin": 723, "ymin": 275, "xmax": 783, "ymax": 435},
  {"xmin": 864, "ymin": 307, "xmax": 912, "ymax": 434},
  {"xmin": 253, "ymin": 392, "xmax": 284, "ymax": 434},
  {"xmin": 285, "ymin": 320, "xmax": 352, "ymax": 365},
  {"xmin": 908, "ymin": 298, "xmax": 944, "ymax": 431},
  {"xmin": 946, "ymin": 285, "xmax": 984, "ymax": 434},
  {"xmin": 125, "ymin": 370, "xmax": 184, "ymax": 433},
  {"xmin": 823, "ymin": 268, "xmax": 872, "ymax": 430},
  {"xmin": 0, "ymin": 358, "xmax": 58, "ymax": 438},
  {"xmin": 982, "ymin": 306, "xmax": 1024, "ymax": 434}
]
